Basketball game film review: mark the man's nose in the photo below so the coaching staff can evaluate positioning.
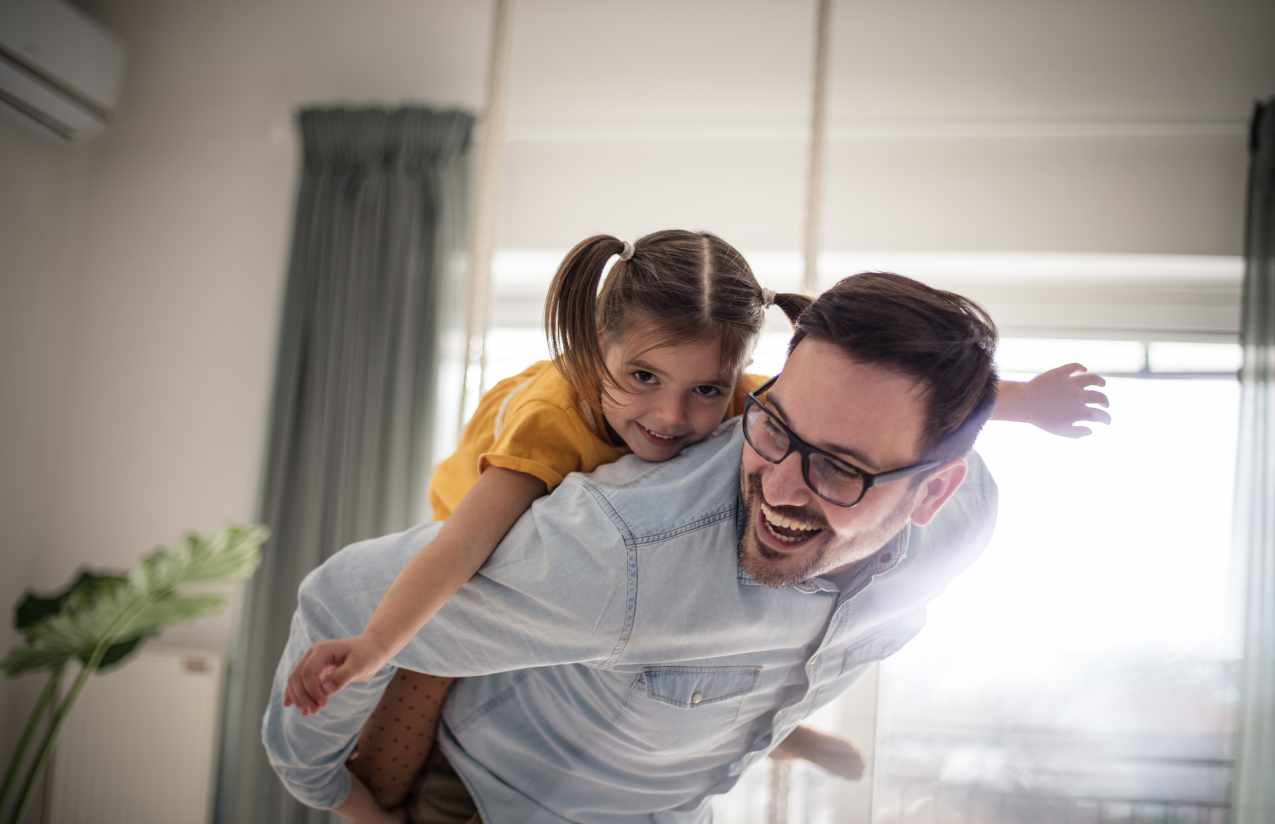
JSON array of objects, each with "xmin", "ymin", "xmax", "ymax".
[{"xmin": 761, "ymin": 450, "xmax": 810, "ymax": 507}]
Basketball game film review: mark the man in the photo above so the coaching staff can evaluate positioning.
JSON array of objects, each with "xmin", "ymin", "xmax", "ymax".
[{"xmin": 264, "ymin": 272, "xmax": 1000, "ymax": 823}]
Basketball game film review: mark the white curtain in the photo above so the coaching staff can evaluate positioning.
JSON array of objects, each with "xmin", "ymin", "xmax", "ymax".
[{"xmin": 1230, "ymin": 96, "xmax": 1275, "ymax": 824}]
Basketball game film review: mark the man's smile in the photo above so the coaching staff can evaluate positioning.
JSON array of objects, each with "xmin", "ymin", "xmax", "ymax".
[
  {"xmin": 749, "ymin": 476, "xmax": 827, "ymax": 556},
  {"xmin": 759, "ymin": 501, "xmax": 822, "ymax": 543}
]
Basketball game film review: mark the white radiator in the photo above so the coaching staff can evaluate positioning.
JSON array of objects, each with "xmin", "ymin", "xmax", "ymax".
[{"xmin": 48, "ymin": 647, "xmax": 224, "ymax": 824}]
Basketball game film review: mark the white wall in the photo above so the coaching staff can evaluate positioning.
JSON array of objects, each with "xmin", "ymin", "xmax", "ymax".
[
  {"xmin": 0, "ymin": 0, "xmax": 492, "ymax": 783},
  {"xmin": 0, "ymin": 124, "xmax": 83, "ymax": 823}
]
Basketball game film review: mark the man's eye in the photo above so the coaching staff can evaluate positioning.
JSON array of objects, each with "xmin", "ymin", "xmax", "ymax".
[
  {"xmin": 823, "ymin": 461, "xmax": 861, "ymax": 480},
  {"xmin": 693, "ymin": 385, "xmax": 723, "ymax": 398},
  {"xmin": 630, "ymin": 370, "xmax": 657, "ymax": 385}
]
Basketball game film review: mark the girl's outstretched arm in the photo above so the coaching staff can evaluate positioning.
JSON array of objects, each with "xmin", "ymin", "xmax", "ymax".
[
  {"xmin": 992, "ymin": 362, "xmax": 1111, "ymax": 438},
  {"xmin": 284, "ymin": 467, "xmax": 547, "ymax": 714}
]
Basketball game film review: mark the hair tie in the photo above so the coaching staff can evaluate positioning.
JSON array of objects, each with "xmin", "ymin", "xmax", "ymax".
[
  {"xmin": 760, "ymin": 288, "xmax": 776, "ymax": 307},
  {"xmin": 618, "ymin": 240, "xmax": 635, "ymax": 261}
]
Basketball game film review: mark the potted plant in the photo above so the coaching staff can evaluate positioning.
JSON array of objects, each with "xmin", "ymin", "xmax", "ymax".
[{"xmin": 0, "ymin": 525, "xmax": 267, "ymax": 824}]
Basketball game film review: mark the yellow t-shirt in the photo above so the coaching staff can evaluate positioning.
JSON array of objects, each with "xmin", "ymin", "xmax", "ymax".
[{"xmin": 427, "ymin": 361, "xmax": 767, "ymax": 520}]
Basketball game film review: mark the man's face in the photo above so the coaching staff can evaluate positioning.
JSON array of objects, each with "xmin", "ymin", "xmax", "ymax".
[{"xmin": 738, "ymin": 338, "xmax": 967, "ymax": 587}]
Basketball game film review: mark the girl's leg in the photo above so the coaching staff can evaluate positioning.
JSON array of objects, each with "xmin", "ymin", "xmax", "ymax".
[{"xmin": 347, "ymin": 669, "xmax": 456, "ymax": 809}]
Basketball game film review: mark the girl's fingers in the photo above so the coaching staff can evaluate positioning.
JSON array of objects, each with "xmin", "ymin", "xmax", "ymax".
[
  {"xmin": 1044, "ymin": 362, "xmax": 1086, "ymax": 377},
  {"xmin": 318, "ymin": 663, "xmax": 336, "ymax": 695},
  {"xmin": 1081, "ymin": 407, "xmax": 1112, "ymax": 426},
  {"xmin": 325, "ymin": 656, "xmax": 363, "ymax": 693},
  {"xmin": 287, "ymin": 654, "xmax": 312, "ymax": 710},
  {"xmin": 288, "ymin": 673, "xmax": 308, "ymax": 712},
  {"xmin": 1073, "ymin": 372, "xmax": 1107, "ymax": 388},
  {"xmin": 1082, "ymin": 390, "xmax": 1110, "ymax": 407},
  {"xmin": 301, "ymin": 660, "xmax": 329, "ymax": 712},
  {"xmin": 292, "ymin": 666, "xmax": 322, "ymax": 713}
]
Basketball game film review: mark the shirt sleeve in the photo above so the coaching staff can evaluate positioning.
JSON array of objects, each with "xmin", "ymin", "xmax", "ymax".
[
  {"xmin": 260, "ymin": 476, "xmax": 631, "ymax": 810},
  {"xmin": 479, "ymin": 399, "xmax": 595, "ymax": 491}
]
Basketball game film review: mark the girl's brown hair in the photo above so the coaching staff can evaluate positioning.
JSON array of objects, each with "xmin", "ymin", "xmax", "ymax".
[{"xmin": 544, "ymin": 229, "xmax": 809, "ymax": 429}]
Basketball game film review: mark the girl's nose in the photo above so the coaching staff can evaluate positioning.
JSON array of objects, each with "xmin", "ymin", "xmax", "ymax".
[{"xmin": 656, "ymin": 396, "xmax": 689, "ymax": 430}]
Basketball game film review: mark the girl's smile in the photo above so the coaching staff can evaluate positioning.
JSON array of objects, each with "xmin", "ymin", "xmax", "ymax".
[{"xmin": 600, "ymin": 322, "xmax": 739, "ymax": 462}]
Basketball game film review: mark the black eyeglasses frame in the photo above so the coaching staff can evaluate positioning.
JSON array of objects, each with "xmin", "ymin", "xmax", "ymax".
[{"xmin": 742, "ymin": 374, "xmax": 945, "ymax": 508}]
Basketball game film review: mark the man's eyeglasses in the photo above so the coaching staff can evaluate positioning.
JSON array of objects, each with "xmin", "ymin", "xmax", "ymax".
[{"xmin": 741, "ymin": 375, "xmax": 943, "ymax": 508}]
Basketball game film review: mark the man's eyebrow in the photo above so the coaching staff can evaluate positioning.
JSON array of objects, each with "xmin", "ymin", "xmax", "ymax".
[
  {"xmin": 629, "ymin": 357, "xmax": 731, "ymax": 387},
  {"xmin": 766, "ymin": 393, "xmax": 881, "ymax": 472}
]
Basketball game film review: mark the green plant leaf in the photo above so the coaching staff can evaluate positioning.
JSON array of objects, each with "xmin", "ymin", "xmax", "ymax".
[
  {"xmin": 128, "ymin": 525, "xmax": 267, "ymax": 594},
  {"xmin": 12, "ymin": 573, "xmax": 147, "ymax": 673},
  {"xmin": 0, "ymin": 646, "xmax": 68, "ymax": 678},
  {"xmin": 14, "ymin": 571, "xmax": 127, "ymax": 636},
  {"xmin": 25, "ymin": 590, "xmax": 228, "ymax": 663},
  {"xmin": 95, "ymin": 633, "xmax": 151, "ymax": 673},
  {"xmin": 2, "ymin": 525, "xmax": 266, "ymax": 680}
]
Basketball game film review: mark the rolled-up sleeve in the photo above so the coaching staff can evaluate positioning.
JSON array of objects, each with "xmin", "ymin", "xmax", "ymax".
[{"xmin": 261, "ymin": 475, "xmax": 631, "ymax": 809}]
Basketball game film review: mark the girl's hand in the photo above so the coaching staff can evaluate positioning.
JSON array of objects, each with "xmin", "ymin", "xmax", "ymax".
[
  {"xmin": 282, "ymin": 634, "xmax": 393, "ymax": 715},
  {"xmin": 1018, "ymin": 362, "xmax": 1111, "ymax": 438}
]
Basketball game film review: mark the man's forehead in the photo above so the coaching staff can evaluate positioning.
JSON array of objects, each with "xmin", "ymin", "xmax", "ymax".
[{"xmin": 775, "ymin": 340, "xmax": 928, "ymax": 470}]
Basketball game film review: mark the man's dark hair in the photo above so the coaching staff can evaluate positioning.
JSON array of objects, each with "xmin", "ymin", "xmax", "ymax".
[{"xmin": 789, "ymin": 271, "xmax": 999, "ymax": 462}]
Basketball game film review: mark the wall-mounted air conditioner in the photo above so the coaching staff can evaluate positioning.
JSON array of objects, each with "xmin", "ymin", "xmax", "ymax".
[{"xmin": 0, "ymin": 0, "xmax": 125, "ymax": 142}]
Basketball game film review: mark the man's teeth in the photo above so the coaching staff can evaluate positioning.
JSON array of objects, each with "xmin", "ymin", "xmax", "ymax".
[{"xmin": 761, "ymin": 503, "xmax": 820, "ymax": 533}]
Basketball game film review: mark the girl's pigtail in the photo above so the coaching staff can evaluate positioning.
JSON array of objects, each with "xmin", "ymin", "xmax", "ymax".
[
  {"xmin": 772, "ymin": 291, "xmax": 812, "ymax": 326},
  {"xmin": 544, "ymin": 234, "xmax": 627, "ymax": 425}
]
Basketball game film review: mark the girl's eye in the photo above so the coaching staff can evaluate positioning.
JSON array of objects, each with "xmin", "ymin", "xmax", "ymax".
[
  {"xmin": 630, "ymin": 370, "xmax": 657, "ymax": 385},
  {"xmin": 693, "ymin": 385, "xmax": 724, "ymax": 398}
]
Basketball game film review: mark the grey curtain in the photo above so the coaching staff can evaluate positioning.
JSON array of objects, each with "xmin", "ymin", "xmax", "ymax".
[
  {"xmin": 214, "ymin": 107, "xmax": 473, "ymax": 824},
  {"xmin": 1231, "ymin": 97, "xmax": 1275, "ymax": 824}
]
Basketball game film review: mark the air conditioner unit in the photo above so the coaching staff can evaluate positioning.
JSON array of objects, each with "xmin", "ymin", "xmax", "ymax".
[{"xmin": 0, "ymin": 0, "xmax": 125, "ymax": 141}]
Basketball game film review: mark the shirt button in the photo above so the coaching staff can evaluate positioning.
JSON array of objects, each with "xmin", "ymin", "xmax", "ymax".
[{"xmin": 691, "ymin": 692, "xmax": 703, "ymax": 705}]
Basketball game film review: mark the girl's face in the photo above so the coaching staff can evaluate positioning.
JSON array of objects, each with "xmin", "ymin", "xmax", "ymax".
[{"xmin": 601, "ymin": 323, "xmax": 739, "ymax": 462}]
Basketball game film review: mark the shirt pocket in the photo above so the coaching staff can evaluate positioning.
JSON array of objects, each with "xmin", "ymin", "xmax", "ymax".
[{"xmin": 621, "ymin": 665, "xmax": 761, "ymax": 752}]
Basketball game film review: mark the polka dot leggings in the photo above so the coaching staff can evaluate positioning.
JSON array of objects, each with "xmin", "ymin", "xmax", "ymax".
[{"xmin": 347, "ymin": 670, "xmax": 455, "ymax": 810}]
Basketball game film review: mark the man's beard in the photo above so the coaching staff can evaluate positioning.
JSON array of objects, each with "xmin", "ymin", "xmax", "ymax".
[
  {"xmin": 737, "ymin": 472, "xmax": 829, "ymax": 587},
  {"xmin": 737, "ymin": 471, "xmax": 914, "ymax": 588}
]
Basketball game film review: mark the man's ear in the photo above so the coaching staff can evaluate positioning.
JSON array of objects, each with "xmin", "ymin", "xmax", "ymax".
[{"xmin": 907, "ymin": 458, "xmax": 968, "ymax": 526}]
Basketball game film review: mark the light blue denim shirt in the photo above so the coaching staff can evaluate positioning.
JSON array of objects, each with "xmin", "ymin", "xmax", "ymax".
[{"xmin": 262, "ymin": 422, "xmax": 997, "ymax": 822}]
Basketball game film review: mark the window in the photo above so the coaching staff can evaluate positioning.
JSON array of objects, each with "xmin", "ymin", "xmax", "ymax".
[{"xmin": 717, "ymin": 337, "xmax": 1241, "ymax": 823}]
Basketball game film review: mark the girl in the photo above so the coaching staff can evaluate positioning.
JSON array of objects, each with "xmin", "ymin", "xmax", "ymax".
[{"xmin": 283, "ymin": 230, "xmax": 1109, "ymax": 818}]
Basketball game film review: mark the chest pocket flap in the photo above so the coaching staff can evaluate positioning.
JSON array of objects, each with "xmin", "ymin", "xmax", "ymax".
[{"xmin": 643, "ymin": 665, "xmax": 760, "ymax": 708}]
